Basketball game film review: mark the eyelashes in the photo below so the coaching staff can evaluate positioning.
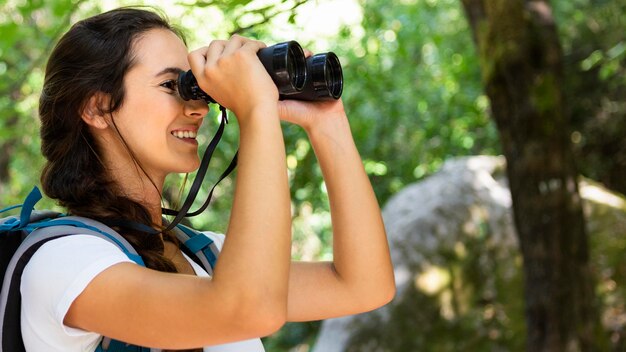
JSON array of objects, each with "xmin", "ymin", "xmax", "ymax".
[{"xmin": 160, "ymin": 79, "xmax": 178, "ymax": 93}]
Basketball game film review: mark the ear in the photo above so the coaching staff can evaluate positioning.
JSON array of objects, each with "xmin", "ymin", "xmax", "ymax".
[{"xmin": 81, "ymin": 92, "xmax": 111, "ymax": 130}]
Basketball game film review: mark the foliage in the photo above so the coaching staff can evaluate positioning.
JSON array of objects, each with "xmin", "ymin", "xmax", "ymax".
[
  {"xmin": 583, "ymin": 180, "xmax": 626, "ymax": 349},
  {"xmin": 340, "ymin": 0, "xmax": 499, "ymax": 202},
  {"xmin": 0, "ymin": 0, "xmax": 86, "ymax": 208},
  {"xmin": 553, "ymin": 0, "xmax": 626, "ymax": 195}
]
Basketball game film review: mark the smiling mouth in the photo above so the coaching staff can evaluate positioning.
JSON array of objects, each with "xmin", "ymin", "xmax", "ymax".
[{"xmin": 171, "ymin": 130, "xmax": 197, "ymax": 139}]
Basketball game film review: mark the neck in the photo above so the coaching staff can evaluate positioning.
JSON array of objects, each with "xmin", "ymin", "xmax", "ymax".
[
  {"xmin": 97, "ymin": 132, "xmax": 169, "ymax": 226},
  {"xmin": 107, "ymin": 164, "xmax": 166, "ymax": 226}
]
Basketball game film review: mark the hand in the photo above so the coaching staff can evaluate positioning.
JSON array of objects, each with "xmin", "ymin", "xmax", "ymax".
[
  {"xmin": 276, "ymin": 48, "xmax": 348, "ymax": 134},
  {"xmin": 278, "ymin": 98, "xmax": 347, "ymax": 133},
  {"xmin": 188, "ymin": 35, "xmax": 279, "ymax": 120}
]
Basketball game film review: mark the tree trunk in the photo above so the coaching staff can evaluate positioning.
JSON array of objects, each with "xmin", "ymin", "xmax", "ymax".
[{"xmin": 460, "ymin": 0, "xmax": 601, "ymax": 350}]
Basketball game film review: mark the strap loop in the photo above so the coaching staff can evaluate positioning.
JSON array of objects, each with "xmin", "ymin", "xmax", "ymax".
[
  {"xmin": 184, "ymin": 234, "xmax": 212, "ymax": 253},
  {"xmin": 18, "ymin": 187, "xmax": 42, "ymax": 228},
  {"xmin": 162, "ymin": 106, "xmax": 238, "ymax": 232}
]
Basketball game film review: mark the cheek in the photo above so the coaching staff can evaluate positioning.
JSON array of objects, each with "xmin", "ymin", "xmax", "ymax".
[
  {"xmin": 113, "ymin": 87, "xmax": 183, "ymax": 149},
  {"xmin": 117, "ymin": 96, "xmax": 175, "ymax": 131}
]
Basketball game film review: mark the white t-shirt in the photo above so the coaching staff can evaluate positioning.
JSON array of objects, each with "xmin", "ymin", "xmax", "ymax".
[{"xmin": 20, "ymin": 232, "xmax": 265, "ymax": 352}]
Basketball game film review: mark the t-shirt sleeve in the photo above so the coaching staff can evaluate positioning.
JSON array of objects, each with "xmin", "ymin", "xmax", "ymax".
[{"xmin": 20, "ymin": 234, "xmax": 134, "ymax": 349}]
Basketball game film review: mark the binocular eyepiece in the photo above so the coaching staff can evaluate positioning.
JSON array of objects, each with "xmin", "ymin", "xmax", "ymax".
[{"xmin": 177, "ymin": 41, "xmax": 343, "ymax": 104}]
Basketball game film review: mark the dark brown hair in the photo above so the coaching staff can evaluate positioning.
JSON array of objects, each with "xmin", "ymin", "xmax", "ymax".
[{"xmin": 39, "ymin": 7, "xmax": 185, "ymax": 272}]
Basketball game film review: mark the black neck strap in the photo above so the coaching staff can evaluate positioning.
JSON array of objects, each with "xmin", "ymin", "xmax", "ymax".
[
  {"xmin": 162, "ymin": 106, "xmax": 238, "ymax": 233},
  {"xmin": 100, "ymin": 218, "xmax": 161, "ymax": 235}
]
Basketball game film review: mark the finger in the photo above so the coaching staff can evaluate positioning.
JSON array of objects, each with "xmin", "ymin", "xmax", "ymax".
[
  {"xmin": 188, "ymin": 46, "xmax": 210, "ymax": 76},
  {"xmin": 188, "ymin": 40, "xmax": 227, "ymax": 74},
  {"xmin": 221, "ymin": 35, "xmax": 248, "ymax": 56},
  {"xmin": 223, "ymin": 36, "xmax": 267, "ymax": 58},
  {"xmin": 239, "ymin": 39, "xmax": 267, "ymax": 55},
  {"xmin": 204, "ymin": 40, "xmax": 228, "ymax": 65},
  {"xmin": 303, "ymin": 48, "xmax": 314, "ymax": 58},
  {"xmin": 235, "ymin": 34, "xmax": 267, "ymax": 50}
]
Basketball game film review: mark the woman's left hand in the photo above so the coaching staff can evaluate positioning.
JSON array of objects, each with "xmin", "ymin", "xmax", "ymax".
[
  {"xmin": 277, "ymin": 48, "xmax": 348, "ymax": 134},
  {"xmin": 277, "ymin": 98, "xmax": 347, "ymax": 134}
]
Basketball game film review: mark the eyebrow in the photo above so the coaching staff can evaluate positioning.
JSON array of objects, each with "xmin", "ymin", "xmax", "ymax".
[{"xmin": 155, "ymin": 67, "xmax": 184, "ymax": 77}]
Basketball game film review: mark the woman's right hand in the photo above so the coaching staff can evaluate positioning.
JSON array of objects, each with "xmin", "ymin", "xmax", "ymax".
[{"xmin": 187, "ymin": 35, "xmax": 279, "ymax": 120}]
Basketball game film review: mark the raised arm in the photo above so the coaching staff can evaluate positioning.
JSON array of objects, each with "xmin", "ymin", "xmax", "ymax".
[
  {"xmin": 278, "ymin": 99, "xmax": 396, "ymax": 322},
  {"xmin": 191, "ymin": 35, "xmax": 293, "ymax": 327}
]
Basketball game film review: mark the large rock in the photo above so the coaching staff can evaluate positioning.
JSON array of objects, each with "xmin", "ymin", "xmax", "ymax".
[{"xmin": 312, "ymin": 155, "xmax": 626, "ymax": 352}]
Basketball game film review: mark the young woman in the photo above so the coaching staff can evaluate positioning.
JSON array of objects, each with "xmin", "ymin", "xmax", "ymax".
[{"xmin": 22, "ymin": 7, "xmax": 395, "ymax": 352}]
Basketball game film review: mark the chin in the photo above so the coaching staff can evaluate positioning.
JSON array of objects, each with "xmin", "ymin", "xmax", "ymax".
[
  {"xmin": 179, "ymin": 159, "xmax": 200, "ymax": 173},
  {"xmin": 171, "ymin": 158, "xmax": 200, "ymax": 174}
]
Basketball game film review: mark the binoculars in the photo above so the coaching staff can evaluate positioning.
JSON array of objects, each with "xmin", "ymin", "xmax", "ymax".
[{"xmin": 177, "ymin": 41, "xmax": 343, "ymax": 103}]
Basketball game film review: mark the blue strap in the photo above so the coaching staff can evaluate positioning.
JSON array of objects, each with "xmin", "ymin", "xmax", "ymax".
[
  {"xmin": 30, "ymin": 219, "xmax": 145, "ymax": 266},
  {"xmin": 0, "ymin": 187, "xmax": 42, "ymax": 231},
  {"xmin": 7, "ymin": 187, "xmax": 151, "ymax": 351},
  {"xmin": 177, "ymin": 225, "xmax": 217, "ymax": 270},
  {"xmin": 184, "ymin": 233, "xmax": 213, "ymax": 253},
  {"xmin": 0, "ymin": 204, "xmax": 22, "ymax": 214},
  {"xmin": 95, "ymin": 339, "xmax": 152, "ymax": 351},
  {"xmin": 20, "ymin": 186, "xmax": 42, "ymax": 226},
  {"xmin": 0, "ymin": 217, "xmax": 20, "ymax": 231}
]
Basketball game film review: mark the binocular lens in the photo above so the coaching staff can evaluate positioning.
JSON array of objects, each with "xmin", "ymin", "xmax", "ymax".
[
  {"xmin": 257, "ymin": 41, "xmax": 307, "ymax": 95},
  {"xmin": 287, "ymin": 47, "xmax": 306, "ymax": 92},
  {"xmin": 323, "ymin": 53, "xmax": 343, "ymax": 99},
  {"xmin": 283, "ymin": 52, "xmax": 343, "ymax": 101},
  {"xmin": 176, "ymin": 40, "xmax": 342, "ymax": 103}
]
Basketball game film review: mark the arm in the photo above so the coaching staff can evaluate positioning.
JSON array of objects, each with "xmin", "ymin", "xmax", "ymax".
[{"xmin": 278, "ymin": 99, "xmax": 396, "ymax": 322}]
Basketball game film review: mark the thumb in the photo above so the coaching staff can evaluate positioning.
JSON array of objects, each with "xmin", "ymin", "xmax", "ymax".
[{"xmin": 277, "ymin": 100, "xmax": 311, "ymax": 127}]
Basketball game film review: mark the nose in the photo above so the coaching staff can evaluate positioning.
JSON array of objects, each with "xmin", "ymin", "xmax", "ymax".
[{"xmin": 183, "ymin": 98, "xmax": 209, "ymax": 119}]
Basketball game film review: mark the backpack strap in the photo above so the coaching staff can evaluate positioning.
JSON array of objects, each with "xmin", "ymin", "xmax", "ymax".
[
  {"xmin": 172, "ymin": 224, "xmax": 219, "ymax": 276},
  {"xmin": 24, "ymin": 217, "xmax": 145, "ymax": 265},
  {"xmin": 0, "ymin": 215, "xmax": 145, "ymax": 352},
  {"xmin": 96, "ymin": 338, "xmax": 158, "ymax": 352},
  {"xmin": 0, "ymin": 187, "xmax": 52, "ymax": 233}
]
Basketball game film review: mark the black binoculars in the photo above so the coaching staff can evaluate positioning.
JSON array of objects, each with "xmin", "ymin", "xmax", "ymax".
[{"xmin": 177, "ymin": 41, "xmax": 343, "ymax": 104}]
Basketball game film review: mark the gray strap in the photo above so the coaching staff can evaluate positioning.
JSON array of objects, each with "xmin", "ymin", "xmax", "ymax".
[{"xmin": 0, "ymin": 216, "xmax": 142, "ymax": 350}]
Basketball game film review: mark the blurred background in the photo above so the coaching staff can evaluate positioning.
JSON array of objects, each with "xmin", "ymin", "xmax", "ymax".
[{"xmin": 1, "ymin": 0, "xmax": 625, "ymax": 350}]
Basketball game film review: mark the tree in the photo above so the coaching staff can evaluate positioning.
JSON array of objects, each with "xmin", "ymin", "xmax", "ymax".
[
  {"xmin": 460, "ymin": 0, "xmax": 601, "ymax": 350},
  {"xmin": 554, "ymin": 0, "xmax": 626, "ymax": 197}
]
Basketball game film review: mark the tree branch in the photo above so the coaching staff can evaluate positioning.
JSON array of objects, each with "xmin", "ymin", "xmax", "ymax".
[{"xmin": 229, "ymin": 0, "xmax": 308, "ymax": 36}]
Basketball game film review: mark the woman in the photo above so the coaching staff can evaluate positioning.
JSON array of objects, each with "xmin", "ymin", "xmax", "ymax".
[{"xmin": 22, "ymin": 6, "xmax": 395, "ymax": 351}]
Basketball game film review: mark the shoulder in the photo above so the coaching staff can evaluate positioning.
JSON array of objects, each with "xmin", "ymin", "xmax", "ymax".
[
  {"xmin": 24, "ymin": 234, "xmax": 134, "ymax": 275},
  {"xmin": 21, "ymin": 235, "xmax": 134, "ymax": 351},
  {"xmin": 22, "ymin": 234, "xmax": 135, "ymax": 305}
]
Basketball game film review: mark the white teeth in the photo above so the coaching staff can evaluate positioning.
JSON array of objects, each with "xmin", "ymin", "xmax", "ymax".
[{"xmin": 172, "ymin": 130, "xmax": 197, "ymax": 139}]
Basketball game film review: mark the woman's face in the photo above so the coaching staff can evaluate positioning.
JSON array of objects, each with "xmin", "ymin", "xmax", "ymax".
[{"xmin": 109, "ymin": 28, "xmax": 209, "ymax": 181}]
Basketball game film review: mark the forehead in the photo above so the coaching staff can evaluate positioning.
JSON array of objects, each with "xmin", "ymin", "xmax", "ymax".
[{"xmin": 129, "ymin": 28, "xmax": 188, "ymax": 76}]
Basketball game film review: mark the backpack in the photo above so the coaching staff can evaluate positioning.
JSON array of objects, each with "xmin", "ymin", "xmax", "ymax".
[{"xmin": 0, "ymin": 187, "xmax": 221, "ymax": 352}]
